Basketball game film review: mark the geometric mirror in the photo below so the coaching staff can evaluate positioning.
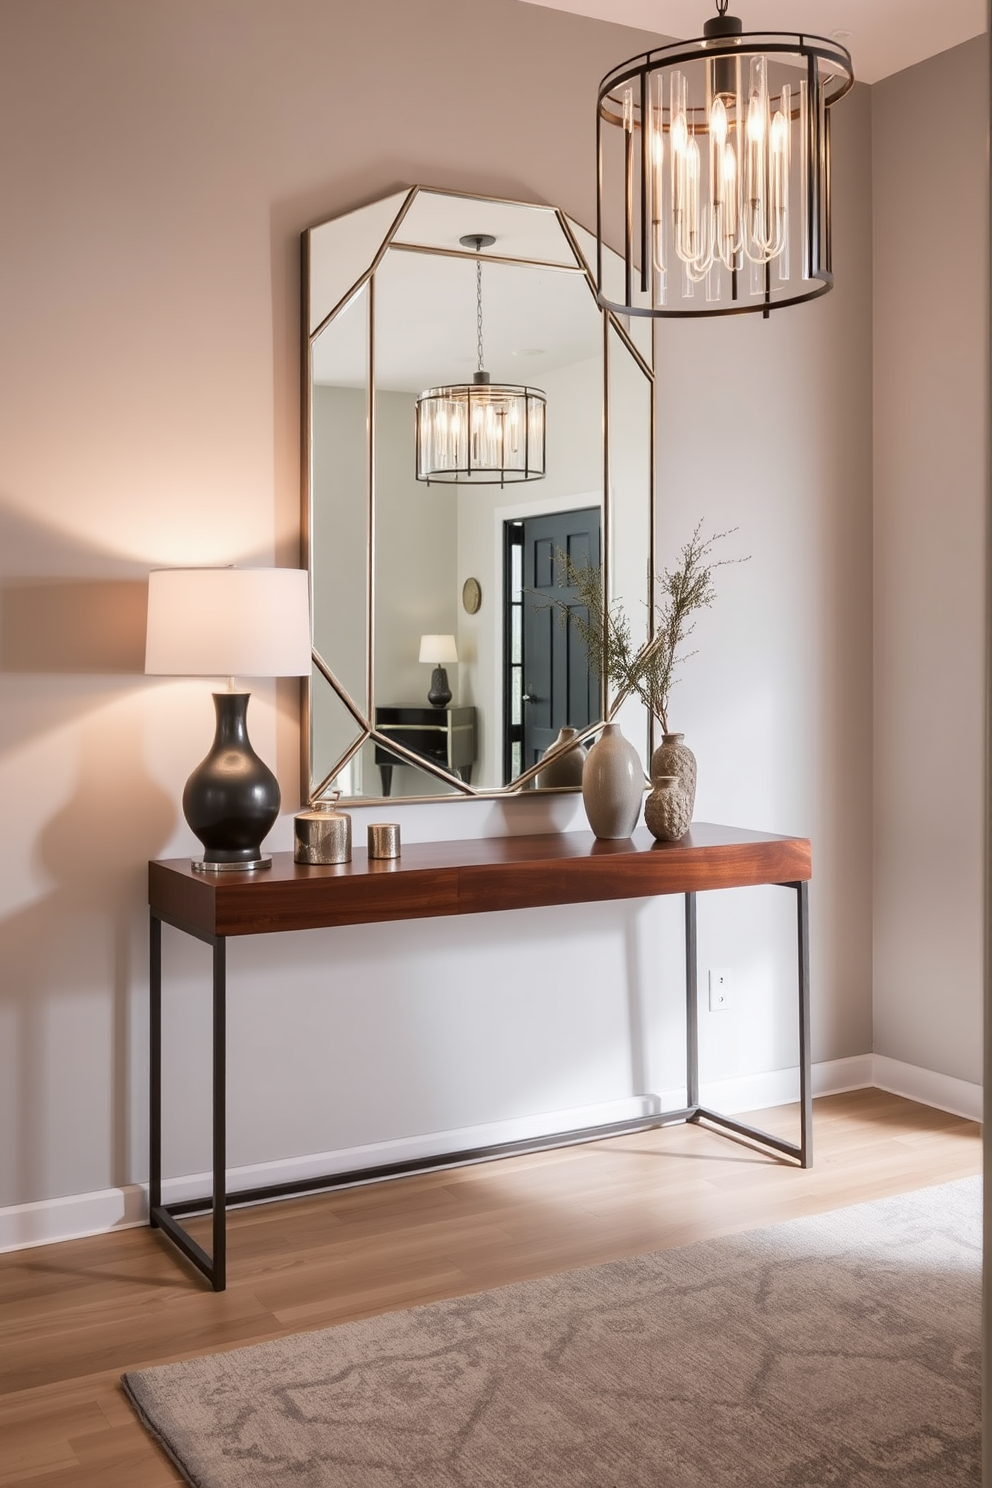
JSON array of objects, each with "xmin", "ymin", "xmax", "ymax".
[{"xmin": 303, "ymin": 186, "xmax": 655, "ymax": 802}]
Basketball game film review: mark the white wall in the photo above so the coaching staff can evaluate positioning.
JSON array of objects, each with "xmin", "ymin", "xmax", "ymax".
[
  {"xmin": 0, "ymin": 0, "xmax": 884, "ymax": 1235},
  {"xmin": 872, "ymin": 36, "xmax": 989, "ymax": 1086}
]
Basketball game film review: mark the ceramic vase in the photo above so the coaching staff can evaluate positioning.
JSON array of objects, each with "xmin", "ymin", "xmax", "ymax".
[
  {"xmin": 644, "ymin": 774, "xmax": 691, "ymax": 842},
  {"xmin": 536, "ymin": 727, "xmax": 587, "ymax": 789},
  {"xmin": 183, "ymin": 692, "xmax": 280, "ymax": 868},
  {"xmin": 581, "ymin": 723, "xmax": 643, "ymax": 839},
  {"xmin": 650, "ymin": 732, "xmax": 697, "ymax": 821}
]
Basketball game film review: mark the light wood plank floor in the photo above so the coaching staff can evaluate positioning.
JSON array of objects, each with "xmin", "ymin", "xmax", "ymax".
[{"xmin": 0, "ymin": 1089, "xmax": 981, "ymax": 1487}]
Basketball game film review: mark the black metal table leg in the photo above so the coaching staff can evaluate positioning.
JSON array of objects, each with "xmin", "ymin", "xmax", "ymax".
[
  {"xmin": 685, "ymin": 892, "xmax": 699, "ymax": 1109},
  {"xmin": 148, "ymin": 913, "xmax": 228, "ymax": 1290},
  {"xmin": 149, "ymin": 912, "xmax": 162, "ymax": 1221},
  {"xmin": 211, "ymin": 936, "xmax": 227, "ymax": 1290},
  {"xmin": 797, "ymin": 879, "xmax": 812, "ymax": 1168},
  {"xmin": 688, "ymin": 881, "xmax": 812, "ymax": 1167}
]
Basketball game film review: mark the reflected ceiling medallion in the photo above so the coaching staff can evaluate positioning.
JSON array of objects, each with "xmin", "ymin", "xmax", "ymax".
[
  {"xmin": 596, "ymin": 0, "xmax": 854, "ymax": 318},
  {"xmin": 415, "ymin": 234, "xmax": 547, "ymax": 486}
]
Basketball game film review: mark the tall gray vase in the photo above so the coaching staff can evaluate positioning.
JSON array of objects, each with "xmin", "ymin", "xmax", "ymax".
[
  {"xmin": 581, "ymin": 723, "xmax": 643, "ymax": 839},
  {"xmin": 650, "ymin": 732, "xmax": 697, "ymax": 821}
]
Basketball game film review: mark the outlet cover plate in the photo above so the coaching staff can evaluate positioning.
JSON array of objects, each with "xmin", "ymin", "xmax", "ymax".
[{"xmin": 708, "ymin": 968, "xmax": 731, "ymax": 1011}]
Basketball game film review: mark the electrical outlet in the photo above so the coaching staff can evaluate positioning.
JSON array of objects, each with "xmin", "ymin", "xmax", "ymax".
[{"xmin": 708, "ymin": 968, "xmax": 732, "ymax": 1011}]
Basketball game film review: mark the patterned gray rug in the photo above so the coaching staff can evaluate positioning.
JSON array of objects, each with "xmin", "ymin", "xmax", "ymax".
[{"xmin": 123, "ymin": 1177, "xmax": 981, "ymax": 1487}]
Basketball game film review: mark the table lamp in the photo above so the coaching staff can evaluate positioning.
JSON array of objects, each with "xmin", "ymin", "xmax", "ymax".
[
  {"xmin": 145, "ymin": 567, "xmax": 311, "ymax": 872},
  {"xmin": 418, "ymin": 634, "xmax": 458, "ymax": 707}
]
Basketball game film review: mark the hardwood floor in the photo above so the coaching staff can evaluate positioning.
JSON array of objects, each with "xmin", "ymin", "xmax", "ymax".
[{"xmin": 0, "ymin": 1089, "xmax": 981, "ymax": 1486}]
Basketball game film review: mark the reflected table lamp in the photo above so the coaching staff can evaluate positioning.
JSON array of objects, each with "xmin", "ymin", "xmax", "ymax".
[
  {"xmin": 419, "ymin": 633, "xmax": 457, "ymax": 708},
  {"xmin": 145, "ymin": 567, "xmax": 311, "ymax": 872}
]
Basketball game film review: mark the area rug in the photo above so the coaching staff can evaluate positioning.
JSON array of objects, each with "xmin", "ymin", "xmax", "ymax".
[{"xmin": 123, "ymin": 1177, "xmax": 981, "ymax": 1487}]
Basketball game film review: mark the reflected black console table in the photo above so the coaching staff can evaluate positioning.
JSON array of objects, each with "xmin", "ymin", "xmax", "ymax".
[
  {"xmin": 374, "ymin": 704, "xmax": 476, "ymax": 794},
  {"xmin": 148, "ymin": 824, "xmax": 811, "ymax": 1290}
]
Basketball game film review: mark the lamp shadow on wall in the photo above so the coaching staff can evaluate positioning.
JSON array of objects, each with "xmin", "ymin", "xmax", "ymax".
[
  {"xmin": 0, "ymin": 578, "xmax": 148, "ymax": 674},
  {"xmin": 0, "ymin": 573, "xmax": 178, "ymax": 1214}
]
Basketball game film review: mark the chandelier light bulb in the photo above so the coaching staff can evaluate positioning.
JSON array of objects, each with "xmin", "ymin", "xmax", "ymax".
[{"xmin": 710, "ymin": 94, "xmax": 728, "ymax": 150}]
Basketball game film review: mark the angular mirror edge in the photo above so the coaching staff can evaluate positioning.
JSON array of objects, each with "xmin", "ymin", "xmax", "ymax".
[
  {"xmin": 307, "ymin": 282, "xmax": 372, "ymax": 749},
  {"xmin": 396, "ymin": 188, "xmax": 576, "ymax": 267},
  {"xmin": 367, "ymin": 727, "xmax": 478, "ymax": 798},
  {"xmin": 602, "ymin": 314, "xmax": 655, "ymax": 773},
  {"xmin": 306, "ymin": 187, "xmax": 418, "ymax": 338},
  {"xmin": 307, "ymin": 657, "xmax": 372, "ymax": 803},
  {"xmin": 311, "ymin": 729, "xmax": 371, "ymax": 805},
  {"xmin": 565, "ymin": 213, "xmax": 653, "ymax": 362}
]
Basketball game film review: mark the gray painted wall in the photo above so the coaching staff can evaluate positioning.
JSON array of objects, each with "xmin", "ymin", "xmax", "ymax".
[{"xmin": 872, "ymin": 36, "xmax": 989, "ymax": 1085}]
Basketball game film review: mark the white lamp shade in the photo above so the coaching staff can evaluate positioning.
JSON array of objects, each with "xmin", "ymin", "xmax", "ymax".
[
  {"xmin": 145, "ymin": 567, "xmax": 312, "ymax": 677},
  {"xmin": 418, "ymin": 633, "xmax": 458, "ymax": 665}
]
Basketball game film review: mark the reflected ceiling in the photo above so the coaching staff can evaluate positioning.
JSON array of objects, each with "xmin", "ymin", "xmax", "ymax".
[{"xmin": 312, "ymin": 253, "xmax": 602, "ymax": 392}]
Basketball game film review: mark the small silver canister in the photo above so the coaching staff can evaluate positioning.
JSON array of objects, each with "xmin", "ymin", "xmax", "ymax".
[{"xmin": 294, "ymin": 792, "xmax": 352, "ymax": 865}]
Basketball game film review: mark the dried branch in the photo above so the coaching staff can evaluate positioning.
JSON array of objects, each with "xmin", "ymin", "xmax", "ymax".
[{"xmin": 538, "ymin": 522, "xmax": 748, "ymax": 734}]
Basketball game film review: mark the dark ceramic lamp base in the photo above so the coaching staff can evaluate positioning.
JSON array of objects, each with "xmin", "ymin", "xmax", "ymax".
[
  {"xmin": 427, "ymin": 666, "xmax": 451, "ymax": 708},
  {"xmin": 183, "ymin": 692, "xmax": 280, "ymax": 873}
]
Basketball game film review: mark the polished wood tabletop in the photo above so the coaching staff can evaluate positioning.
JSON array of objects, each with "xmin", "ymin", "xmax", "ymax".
[{"xmin": 150, "ymin": 823, "xmax": 812, "ymax": 937}]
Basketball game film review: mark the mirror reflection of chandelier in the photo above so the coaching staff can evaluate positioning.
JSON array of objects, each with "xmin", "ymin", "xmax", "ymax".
[
  {"xmin": 415, "ymin": 235, "xmax": 547, "ymax": 486},
  {"xmin": 596, "ymin": 0, "xmax": 854, "ymax": 318}
]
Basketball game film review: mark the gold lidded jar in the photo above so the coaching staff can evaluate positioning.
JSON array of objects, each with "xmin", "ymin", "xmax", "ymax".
[{"xmin": 294, "ymin": 791, "xmax": 352, "ymax": 865}]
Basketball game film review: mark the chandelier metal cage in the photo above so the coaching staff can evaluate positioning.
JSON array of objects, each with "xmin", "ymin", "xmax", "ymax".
[
  {"xmin": 596, "ymin": 3, "xmax": 854, "ymax": 319},
  {"xmin": 415, "ymin": 235, "xmax": 547, "ymax": 486}
]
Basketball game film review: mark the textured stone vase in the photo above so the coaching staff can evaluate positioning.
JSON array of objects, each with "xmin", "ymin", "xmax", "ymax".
[
  {"xmin": 581, "ymin": 723, "xmax": 643, "ymax": 839},
  {"xmin": 644, "ymin": 774, "xmax": 692, "ymax": 842},
  {"xmin": 536, "ymin": 727, "xmax": 587, "ymax": 790},
  {"xmin": 650, "ymin": 733, "xmax": 697, "ymax": 821}
]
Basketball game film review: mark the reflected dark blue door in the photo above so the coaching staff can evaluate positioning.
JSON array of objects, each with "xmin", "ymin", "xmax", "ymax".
[{"xmin": 504, "ymin": 507, "xmax": 601, "ymax": 781}]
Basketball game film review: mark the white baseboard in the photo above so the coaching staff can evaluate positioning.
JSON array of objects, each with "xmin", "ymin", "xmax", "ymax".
[
  {"xmin": 872, "ymin": 1054, "xmax": 983, "ymax": 1122},
  {"xmin": 0, "ymin": 1054, "xmax": 979, "ymax": 1254},
  {"xmin": 0, "ymin": 1184, "xmax": 148, "ymax": 1255},
  {"xmin": 662, "ymin": 1053, "xmax": 876, "ymax": 1117}
]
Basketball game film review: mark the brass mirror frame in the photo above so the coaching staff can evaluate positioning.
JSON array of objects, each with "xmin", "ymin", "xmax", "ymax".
[{"xmin": 302, "ymin": 185, "xmax": 656, "ymax": 804}]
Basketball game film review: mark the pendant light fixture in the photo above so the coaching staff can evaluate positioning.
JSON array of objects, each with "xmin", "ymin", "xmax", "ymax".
[
  {"xmin": 596, "ymin": 0, "xmax": 854, "ymax": 318},
  {"xmin": 416, "ymin": 235, "xmax": 547, "ymax": 485}
]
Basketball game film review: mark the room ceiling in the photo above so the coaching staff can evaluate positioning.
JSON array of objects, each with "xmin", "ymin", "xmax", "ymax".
[{"xmin": 517, "ymin": 0, "xmax": 986, "ymax": 83}]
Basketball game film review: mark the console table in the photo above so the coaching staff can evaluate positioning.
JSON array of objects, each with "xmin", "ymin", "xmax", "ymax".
[{"xmin": 149, "ymin": 823, "xmax": 811, "ymax": 1290}]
